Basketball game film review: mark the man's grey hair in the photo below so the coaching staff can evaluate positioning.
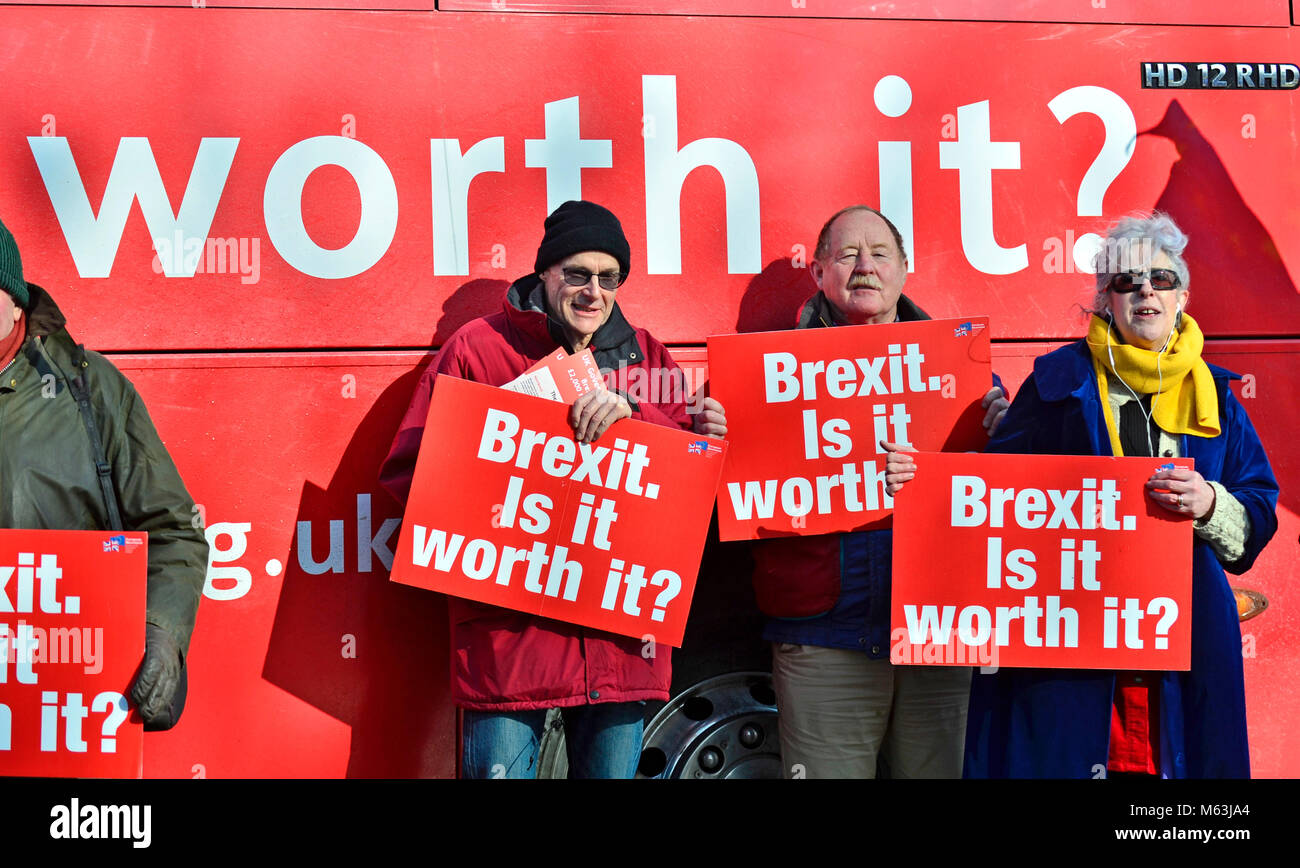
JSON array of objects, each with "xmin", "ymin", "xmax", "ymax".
[
  {"xmin": 1089, "ymin": 211, "xmax": 1190, "ymax": 316},
  {"xmin": 813, "ymin": 205, "xmax": 908, "ymax": 265}
]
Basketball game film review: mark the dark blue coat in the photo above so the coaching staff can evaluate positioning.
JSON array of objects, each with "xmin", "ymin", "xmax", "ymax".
[{"xmin": 963, "ymin": 341, "xmax": 1278, "ymax": 779}]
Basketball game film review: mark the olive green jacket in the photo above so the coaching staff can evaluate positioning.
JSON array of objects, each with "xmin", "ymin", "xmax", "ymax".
[{"xmin": 0, "ymin": 285, "xmax": 206, "ymax": 653}]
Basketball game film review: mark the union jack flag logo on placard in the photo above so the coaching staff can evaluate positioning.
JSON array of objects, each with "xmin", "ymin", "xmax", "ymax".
[
  {"xmin": 954, "ymin": 321, "xmax": 986, "ymax": 337},
  {"xmin": 103, "ymin": 534, "xmax": 145, "ymax": 554},
  {"xmin": 687, "ymin": 440, "xmax": 723, "ymax": 456}
]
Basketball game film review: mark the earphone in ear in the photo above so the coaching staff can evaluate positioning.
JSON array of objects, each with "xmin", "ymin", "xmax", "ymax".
[{"xmin": 1175, "ymin": 303, "xmax": 1183, "ymax": 329}]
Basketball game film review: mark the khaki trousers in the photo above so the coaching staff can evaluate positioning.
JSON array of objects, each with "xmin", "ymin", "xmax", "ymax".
[{"xmin": 772, "ymin": 643, "xmax": 971, "ymax": 779}]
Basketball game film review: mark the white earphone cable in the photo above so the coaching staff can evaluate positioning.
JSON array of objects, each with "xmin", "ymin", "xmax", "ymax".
[{"xmin": 1106, "ymin": 311, "xmax": 1157, "ymax": 457}]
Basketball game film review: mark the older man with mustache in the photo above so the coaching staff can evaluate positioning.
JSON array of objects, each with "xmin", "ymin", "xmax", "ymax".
[{"xmin": 750, "ymin": 205, "xmax": 1008, "ymax": 779}]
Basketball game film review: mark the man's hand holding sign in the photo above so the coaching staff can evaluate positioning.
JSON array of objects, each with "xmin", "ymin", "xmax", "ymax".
[{"xmin": 882, "ymin": 386, "xmax": 1009, "ymax": 494}]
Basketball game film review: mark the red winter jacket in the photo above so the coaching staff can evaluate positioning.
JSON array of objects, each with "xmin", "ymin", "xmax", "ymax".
[{"xmin": 380, "ymin": 277, "xmax": 693, "ymax": 711}]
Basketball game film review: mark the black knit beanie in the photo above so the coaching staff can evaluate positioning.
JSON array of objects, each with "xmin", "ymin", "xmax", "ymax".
[
  {"xmin": 533, "ymin": 200, "xmax": 632, "ymax": 277},
  {"xmin": 0, "ymin": 218, "xmax": 27, "ymax": 309}
]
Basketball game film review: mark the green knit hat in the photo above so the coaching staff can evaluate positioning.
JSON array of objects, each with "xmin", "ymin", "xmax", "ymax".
[{"xmin": 0, "ymin": 217, "xmax": 28, "ymax": 309}]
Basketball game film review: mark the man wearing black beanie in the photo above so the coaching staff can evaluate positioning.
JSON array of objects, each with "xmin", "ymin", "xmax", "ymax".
[
  {"xmin": 0, "ymin": 217, "xmax": 208, "ymax": 732},
  {"xmin": 381, "ymin": 201, "xmax": 726, "ymax": 778}
]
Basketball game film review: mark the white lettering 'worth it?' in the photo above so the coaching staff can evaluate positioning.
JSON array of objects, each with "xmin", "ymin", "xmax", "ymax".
[
  {"xmin": 27, "ymin": 76, "xmax": 762, "ymax": 281},
  {"xmin": 726, "ymin": 460, "xmax": 891, "ymax": 521},
  {"xmin": 27, "ymin": 78, "xmax": 1135, "ymax": 282},
  {"xmin": 903, "ymin": 596, "xmax": 1080, "ymax": 649},
  {"xmin": 409, "ymin": 528, "xmax": 583, "ymax": 603}
]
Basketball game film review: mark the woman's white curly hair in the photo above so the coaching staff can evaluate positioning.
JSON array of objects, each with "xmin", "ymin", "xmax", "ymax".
[{"xmin": 1088, "ymin": 211, "xmax": 1190, "ymax": 317}]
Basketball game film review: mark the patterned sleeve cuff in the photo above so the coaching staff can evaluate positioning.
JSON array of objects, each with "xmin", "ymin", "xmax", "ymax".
[{"xmin": 1193, "ymin": 480, "xmax": 1251, "ymax": 564}]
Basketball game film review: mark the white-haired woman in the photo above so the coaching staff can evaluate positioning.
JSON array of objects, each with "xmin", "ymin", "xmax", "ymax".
[{"xmin": 956, "ymin": 212, "xmax": 1278, "ymax": 777}]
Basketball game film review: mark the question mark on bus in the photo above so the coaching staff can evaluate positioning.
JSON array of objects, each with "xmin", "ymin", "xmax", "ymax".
[{"xmin": 1048, "ymin": 85, "xmax": 1137, "ymax": 272}]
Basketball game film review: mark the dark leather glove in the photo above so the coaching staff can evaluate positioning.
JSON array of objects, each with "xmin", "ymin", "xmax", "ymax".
[{"xmin": 130, "ymin": 624, "xmax": 187, "ymax": 731}]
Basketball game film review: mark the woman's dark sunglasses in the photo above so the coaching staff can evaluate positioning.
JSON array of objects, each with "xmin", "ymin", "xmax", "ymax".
[
  {"xmin": 1107, "ymin": 268, "xmax": 1181, "ymax": 293},
  {"xmin": 561, "ymin": 267, "xmax": 627, "ymax": 290}
]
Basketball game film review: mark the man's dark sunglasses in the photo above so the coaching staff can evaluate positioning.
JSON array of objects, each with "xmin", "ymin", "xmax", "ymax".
[
  {"xmin": 1107, "ymin": 268, "xmax": 1181, "ymax": 293},
  {"xmin": 561, "ymin": 267, "xmax": 627, "ymax": 290}
]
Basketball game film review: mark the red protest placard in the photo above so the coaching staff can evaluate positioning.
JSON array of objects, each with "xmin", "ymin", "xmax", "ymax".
[
  {"xmin": 891, "ymin": 452, "xmax": 1193, "ymax": 671},
  {"xmin": 0, "ymin": 529, "xmax": 146, "ymax": 778},
  {"xmin": 388, "ymin": 376, "xmax": 726, "ymax": 647},
  {"xmin": 708, "ymin": 317, "xmax": 993, "ymax": 541}
]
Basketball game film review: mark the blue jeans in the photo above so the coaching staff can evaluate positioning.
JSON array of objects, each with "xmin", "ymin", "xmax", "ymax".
[{"xmin": 462, "ymin": 702, "xmax": 645, "ymax": 779}]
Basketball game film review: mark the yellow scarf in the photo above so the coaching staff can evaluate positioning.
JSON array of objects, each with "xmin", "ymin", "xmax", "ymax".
[{"xmin": 1085, "ymin": 312, "xmax": 1219, "ymax": 456}]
